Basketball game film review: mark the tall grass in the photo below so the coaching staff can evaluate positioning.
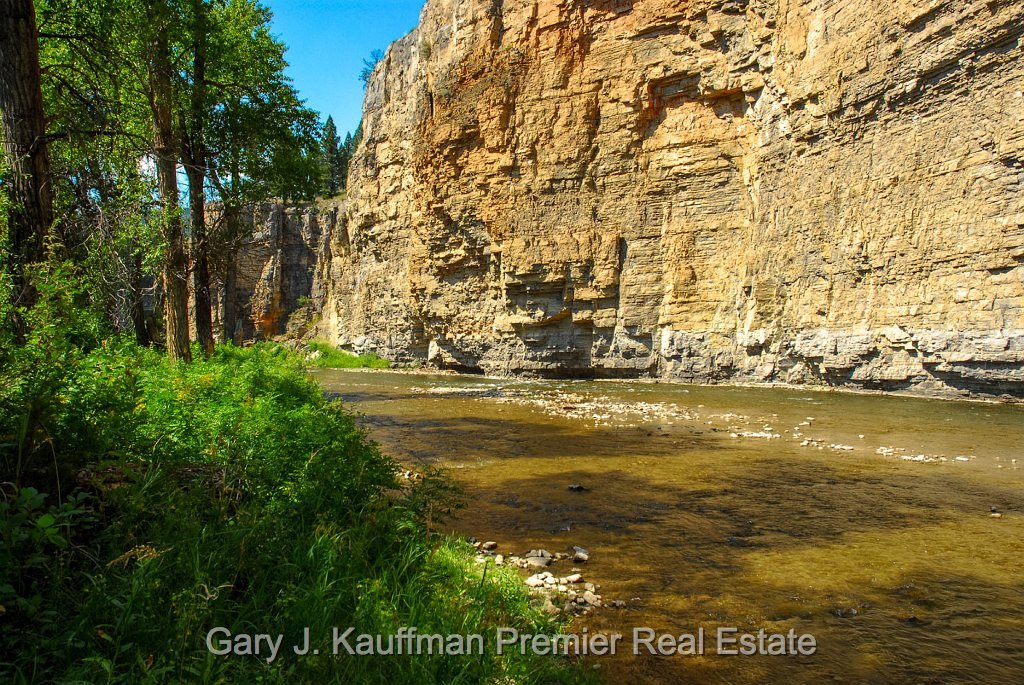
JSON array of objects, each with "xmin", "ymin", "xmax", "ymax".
[{"xmin": 0, "ymin": 273, "xmax": 591, "ymax": 683}]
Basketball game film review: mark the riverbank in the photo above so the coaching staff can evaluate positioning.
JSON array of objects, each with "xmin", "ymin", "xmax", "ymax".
[{"xmin": 1, "ymin": 325, "xmax": 591, "ymax": 682}]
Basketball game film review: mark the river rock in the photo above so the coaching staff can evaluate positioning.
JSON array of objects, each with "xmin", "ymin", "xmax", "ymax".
[
  {"xmin": 525, "ymin": 549, "xmax": 553, "ymax": 568},
  {"xmin": 525, "ymin": 575, "xmax": 545, "ymax": 588},
  {"xmin": 480, "ymin": 541, "xmax": 498, "ymax": 551},
  {"xmin": 572, "ymin": 546, "xmax": 590, "ymax": 563}
]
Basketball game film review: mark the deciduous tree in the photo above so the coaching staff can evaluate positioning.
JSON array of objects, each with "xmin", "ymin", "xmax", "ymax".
[{"xmin": 0, "ymin": 0, "xmax": 54, "ymax": 313}]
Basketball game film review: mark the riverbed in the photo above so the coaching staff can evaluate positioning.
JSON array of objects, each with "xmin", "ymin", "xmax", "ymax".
[{"xmin": 313, "ymin": 369, "xmax": 1024, "ymax": 684}]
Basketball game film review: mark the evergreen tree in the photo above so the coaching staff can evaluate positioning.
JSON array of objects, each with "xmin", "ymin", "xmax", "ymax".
[
  {"xmin": 321, "ymin": 115, "xmax": 342, "ymax": 196},
  {"xmin": 350, "ymin": 121, "xmax": 363, "ymax": 151},
  {"xmin": 359, "ymin": 49, "xmax": 384, "ymax": 88}
]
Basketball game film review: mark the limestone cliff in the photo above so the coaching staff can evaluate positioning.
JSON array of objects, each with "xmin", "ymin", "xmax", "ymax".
[
  {"xmin": 217, "ymin": 203, "xmax": 334, "ymax": 342},
  {"xmin": 314, "ymin": 0, "xmax": 1024, "ymax": 398}
]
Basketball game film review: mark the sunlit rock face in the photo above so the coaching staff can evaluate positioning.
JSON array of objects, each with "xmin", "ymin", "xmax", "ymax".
[{"xmin": 313, "ymin": 0, "xmax": 1024, "ymax": 397}]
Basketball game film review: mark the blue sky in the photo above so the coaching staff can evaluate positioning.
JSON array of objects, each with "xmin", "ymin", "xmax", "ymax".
[{"xmin": 264, "ymin": 0, "xmax": 426, "ymax": 136}]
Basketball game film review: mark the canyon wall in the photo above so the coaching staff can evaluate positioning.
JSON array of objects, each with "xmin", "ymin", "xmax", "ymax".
[
  {"xmin": 313, "ymin": 0, "xmax": 1024, "ymax": 397},
  {"xmin": 215, "ymin": 203, "xmax": 335, "ymax": 342}
]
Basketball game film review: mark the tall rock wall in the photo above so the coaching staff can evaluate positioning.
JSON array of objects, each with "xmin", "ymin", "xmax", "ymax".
[
  {"xmin": 317, "ymin": 0, "xmax": 1024, "ymax": 398},
  {"xmin": 218, "ymin": 203, "xmax": 334, "ymax": 342}
]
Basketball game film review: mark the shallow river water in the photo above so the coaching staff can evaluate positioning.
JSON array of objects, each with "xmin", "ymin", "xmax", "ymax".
[{"xmin": 314, "ymin": 369, "xmax": 1024, "ymax": 684}]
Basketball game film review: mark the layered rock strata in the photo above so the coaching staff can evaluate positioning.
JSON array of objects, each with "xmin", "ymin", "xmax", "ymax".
[
  {"xmin": 312, "ymin": 0, "xmax": 1024, "ymax": 398},
  {"xmin": 217, "ymin": 203, "xmax": 334, "ymax": 342}
]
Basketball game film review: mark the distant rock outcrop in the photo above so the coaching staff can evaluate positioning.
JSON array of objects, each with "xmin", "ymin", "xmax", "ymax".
[{"xmin": 216, "ymin": 202, "xmax": 334, "ymax": 342}]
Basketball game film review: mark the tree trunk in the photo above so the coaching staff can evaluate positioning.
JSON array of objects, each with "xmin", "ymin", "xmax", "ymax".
[
  {"xmin": 186, "ymin": 159, "xmax": 214, "ymax": 356},
  {"xmin": 0, "ymin": 0, "xmax": 53, "ymax": 308},
  {"xmin": 222, "ymin": 258, "xmax": 236, "ymax": 344},
  {"xmin": 129, "ymin": 251, "xmax": 150, "ymax": 346},
  {"xmin": 149, "ymin": 7, "xmax": 191, "ymax": 362},
  {"xmin": 184, "ymin": 0, "xmax": 213, "ymax": 356}
]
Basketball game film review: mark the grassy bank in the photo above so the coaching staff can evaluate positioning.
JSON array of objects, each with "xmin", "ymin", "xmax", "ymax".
[
  {"xmin": 0, "ymin": 277, "xmax": 589, "ymax": 684},
  {"xmin": 307, "ymin": 340, "xmax": 391, "ymax": 369}
]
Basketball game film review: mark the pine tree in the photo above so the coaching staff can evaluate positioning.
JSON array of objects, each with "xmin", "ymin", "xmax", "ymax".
[
  {"xmin": 351, "ymin": 121, "xmax": 363, "ymax": 150},
  {"xmin": 359, "ymin": 49, "xmax": 384, "ymax": 88},
  {"xmin": 322, "ymin": 115, "xmax": 341, "ymax": 196}
]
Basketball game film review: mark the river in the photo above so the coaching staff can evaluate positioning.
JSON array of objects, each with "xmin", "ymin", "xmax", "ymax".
[{"xmin": 314, "ymin": 368, "xmax": 1024, "ymax": 684}]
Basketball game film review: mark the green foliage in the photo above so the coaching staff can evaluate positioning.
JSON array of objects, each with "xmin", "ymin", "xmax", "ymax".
[
  {"xmin": 2, "ymin": 6, "xmax": 589, "ymax": 676},
  {"xmin": 307, "ymin": 340, "xmax": 391, "ymax": 369},
  {"xmin": 201, "ymin": 0, "xmax": 324, "ymax": 206},
  {"xmin": 25, "ymin": 0, "xmax": 325, "ymax": 344},
  {"xmin": 0, "ymin": 277, "xmax": 589, "ymax": 683},
  {"xmin": 345, "ymin": 122, "xmax": 363, "ymax": 161},
  {"xmin": 0, "ymin": 487, "xmax": 95, "ymax": 621},
  {"xmin": 0, "ymin": 261, "xmax": 112, "ymax": 482},
  {"xmin": 338, "ymin": 127, "xmax": 359, "ymax": 191}
]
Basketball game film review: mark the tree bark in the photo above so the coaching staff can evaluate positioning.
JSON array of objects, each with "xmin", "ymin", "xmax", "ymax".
[
  {"xmin": 129, "ymin": 251, "xmax": 150, "ymax": 346},
  {"xmin": 0, "ymin": 0, "xmax": 53, "ymax": 307},
  {"xmin": 184, "ymin": 0, "xmax": 213, "ymax": 356},
  {"xmin": 149, "ymin": 5, "xmax": 191, "ymax": 362},
  {"xmin": 186, "ymin": 156, "xmax": 213, "ymax": 355}
]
